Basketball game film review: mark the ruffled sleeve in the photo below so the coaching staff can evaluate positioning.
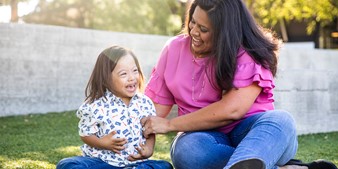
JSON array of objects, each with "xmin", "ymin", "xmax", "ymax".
[
  {"xmin": 145, "ymin": 45, "xmax": 175, "ymax": 105},
  {"xmin": 233, "ymin": 52, "xmax": 275, "ymax": 102}
]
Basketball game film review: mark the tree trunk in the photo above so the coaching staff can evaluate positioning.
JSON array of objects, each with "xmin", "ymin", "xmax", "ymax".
[
  {"xmin": 10, "ymin": 0, "xmax": 18, "ymax": 22},
  {"xmin": 314, "ymin": 21, "xmax": 321, "ymax": 48}
]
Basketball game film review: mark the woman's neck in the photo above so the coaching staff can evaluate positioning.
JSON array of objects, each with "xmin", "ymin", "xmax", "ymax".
[{"xmin": 190, "ymin": 46, "xmax": 212, "ymax": 59}]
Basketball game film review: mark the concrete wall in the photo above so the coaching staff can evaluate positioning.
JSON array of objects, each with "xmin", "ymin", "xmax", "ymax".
[
  {"xmin": 0, "ymin": 23, "xmax": 168, "ymax": 117},
  {"xmin": 275, "ymin": 43, "xmax": 338, "ymax": 134},
  {"xmin": 0, "ymin": 23, "xmax": 337, "ymax": 135}
]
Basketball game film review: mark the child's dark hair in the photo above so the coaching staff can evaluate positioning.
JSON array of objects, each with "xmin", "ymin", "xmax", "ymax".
[{"xmin": 85, "ymin": 45, "xmax": 144, "ymax": 103}]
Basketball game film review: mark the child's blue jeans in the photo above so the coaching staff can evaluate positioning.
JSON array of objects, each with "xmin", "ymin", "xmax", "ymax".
[
  {"xmin": 56, "ymin": 156, "xmax": 173, "ymax": 169},
  {"xmin": 170, "ymin": 110, "xmax": 298, "ymax": 169}
]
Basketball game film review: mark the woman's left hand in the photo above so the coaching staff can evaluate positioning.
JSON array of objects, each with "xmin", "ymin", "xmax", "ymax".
[{"xmin": 141, "ymin": 116, "xmax": 171, "ymax": 138}]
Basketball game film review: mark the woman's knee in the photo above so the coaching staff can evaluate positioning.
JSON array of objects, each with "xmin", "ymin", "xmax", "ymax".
[
  {"xmin": 262, "ymin": 110, "xmax": 297, "ymax": 133},
  {"xmin": 171, "ymin": 131, "xmax": 228, "ymax": 156},
  {"xmin": 171, "ymin": 131, "xmax": 232, "ymax": 169}
]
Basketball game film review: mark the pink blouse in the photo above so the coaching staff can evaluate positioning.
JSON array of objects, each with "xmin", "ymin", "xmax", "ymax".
[{"xmin": 145, "ymin": 34, "xmax": 275, "ymax": 134}]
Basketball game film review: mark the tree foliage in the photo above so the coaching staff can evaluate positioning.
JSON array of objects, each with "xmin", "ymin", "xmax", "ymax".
[
  {"xmin": 13, "ymin": 0, "xmax": 338, "ymax": 36},
  {"xmin": 22, "ymin": 0, "xmax": 184, "ymax": 35},
  {"xmin": 247, "ymin": 0, "xmax": 338, "ymax": 34}
]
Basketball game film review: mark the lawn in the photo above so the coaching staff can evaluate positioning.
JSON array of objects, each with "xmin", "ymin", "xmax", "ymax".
[{"xmin": 0, "ymin": 111, "xmax": 337, "ymax": 169}]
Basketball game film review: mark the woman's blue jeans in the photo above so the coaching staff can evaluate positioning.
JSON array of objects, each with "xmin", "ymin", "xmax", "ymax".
[
  {"xmin": 56, "ymin": 156, "xmax": 173, "ymax": 169},
  {"xmin": 170, "ymin": 110, "xmax": 298, "ymax": 169}
]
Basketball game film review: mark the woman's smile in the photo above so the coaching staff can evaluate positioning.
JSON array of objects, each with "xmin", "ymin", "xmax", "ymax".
[{"xmin": 189, "ymin": 6, "xmax": 213, "ymax": 57}]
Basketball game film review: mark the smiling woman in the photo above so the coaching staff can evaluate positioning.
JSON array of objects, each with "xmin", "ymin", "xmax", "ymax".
[{"xmin": 140, "ymin": 0, "xmax": 338, "ymax": 169}]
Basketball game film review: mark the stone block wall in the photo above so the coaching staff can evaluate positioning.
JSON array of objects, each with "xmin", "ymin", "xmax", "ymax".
[
  {"xmin": 0, "ymin": 23, "xmax": 169, "ymax": 116},
  {"xmin": 1, "ymin": 23, "xmax": 337, "ymax": 135}
]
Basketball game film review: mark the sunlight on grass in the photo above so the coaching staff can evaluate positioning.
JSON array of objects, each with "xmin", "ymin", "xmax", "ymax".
[
  {"xmin": 21, "ymin": 151, "xmax": 48, "ymax": 160},
  {"xmin": 152, "ymin": 152, "xmax": 171, "ymax": 162},
  {"xmin": 152, "ymin": 133, "xmax": 175, "ymax": 162},
  {"xmin": 333, "ymin": 160, "xmax": 338, "ymax": 165},
  {"xmin": 0, "ymin": 112, "xmax": 337, "ymax": 168},
  {"xmin": 55, "ymin": 146, "xmax": 82, "ymax": 156},
  {"xmin": 1, "ymin": 158, "xmax": 55, "ymax": 169}
]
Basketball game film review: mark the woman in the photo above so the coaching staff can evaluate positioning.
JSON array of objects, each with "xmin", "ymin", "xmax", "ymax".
[{"xmin": 141, "ymin": 0, "xmax": 337, "ymax": 169}]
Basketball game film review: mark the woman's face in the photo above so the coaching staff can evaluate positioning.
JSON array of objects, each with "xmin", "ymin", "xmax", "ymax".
[
  {"xmin": 111, "ymin": 54, "xmax": 140, "ymax": 104},
  {"xmin": 189, "ymin": 6, "xmax": 213, "ymax": 57}
]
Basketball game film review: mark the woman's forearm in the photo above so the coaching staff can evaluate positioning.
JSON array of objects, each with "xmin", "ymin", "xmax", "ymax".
[
  {"xmin": 168, "ymin": 84, "xmax": 261, "ymax": 132},
  {"xmin": 168, "ymin": 101, "xmax": 234, "ymax": 132}
]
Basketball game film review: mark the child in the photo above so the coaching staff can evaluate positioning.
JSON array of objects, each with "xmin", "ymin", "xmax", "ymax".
[{"xmin": 56, "ymin": 45, "xmax": 173, "ymax": 169}]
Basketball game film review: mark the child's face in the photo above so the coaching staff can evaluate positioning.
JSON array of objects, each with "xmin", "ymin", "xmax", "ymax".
[{"xmin": 111, "ymin": 54, "xmax": 140, "ymax": 103}]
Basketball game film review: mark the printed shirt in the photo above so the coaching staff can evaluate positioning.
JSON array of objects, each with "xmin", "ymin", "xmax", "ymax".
[
  {"xmin": 76, "ymin": 91, "xmax": 156, "ymax": 167},
  {"xmin": 145, "ymin": 34, "xmax": 275, "ymax": 134}
]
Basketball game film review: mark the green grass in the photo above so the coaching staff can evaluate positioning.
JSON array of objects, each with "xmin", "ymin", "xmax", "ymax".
[{"xmin": 0, "ymin": 111, "xmax": 337, "ymax": 169}]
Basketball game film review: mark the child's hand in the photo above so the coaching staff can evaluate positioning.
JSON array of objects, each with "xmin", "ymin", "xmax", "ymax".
[
  {"xmin": 127, "ymin": 142, "xmax": 153, "ymax": 161},
  {"xmin": 100, "ymin": 131, "xmax": 127, "ymax": 154}
]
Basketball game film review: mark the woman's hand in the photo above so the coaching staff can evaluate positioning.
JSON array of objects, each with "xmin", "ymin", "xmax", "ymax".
[
  {"xmin": 141, "ymin": 116, "xmax": 171, "ymax": 138},
  {"xmin": 127, "ymin": 141, "xmax": 154, "ymax": 161}
]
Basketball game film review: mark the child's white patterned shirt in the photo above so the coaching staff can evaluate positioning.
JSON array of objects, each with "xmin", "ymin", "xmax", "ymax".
[{"xmin": 76, "ymin": 90, "xmax": 156, "ymax": 167}]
